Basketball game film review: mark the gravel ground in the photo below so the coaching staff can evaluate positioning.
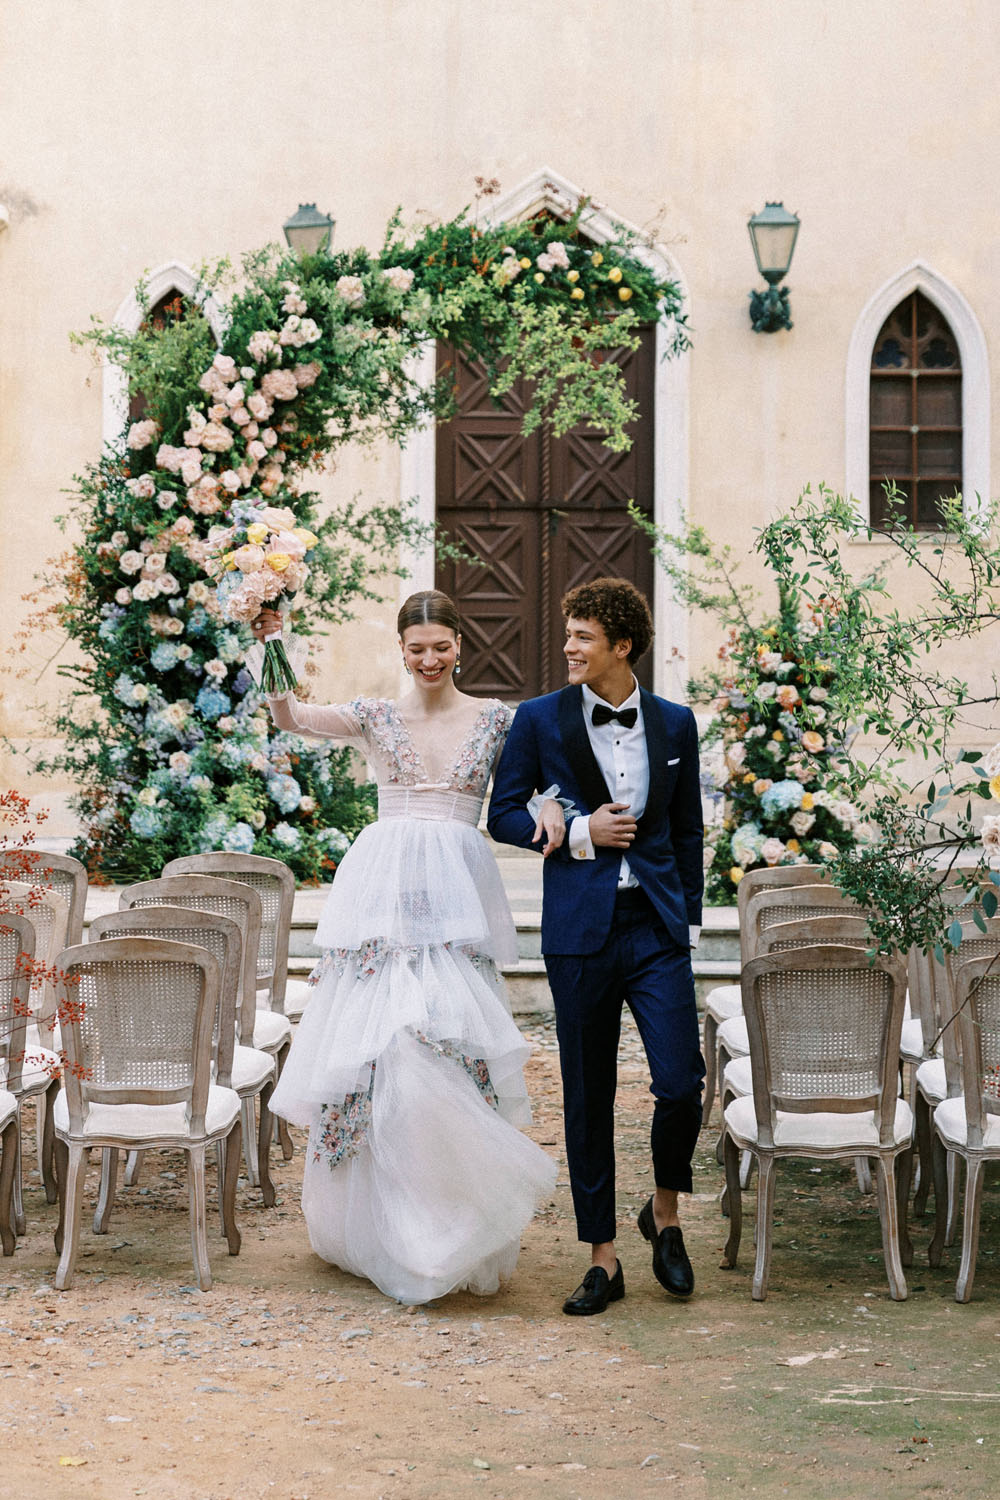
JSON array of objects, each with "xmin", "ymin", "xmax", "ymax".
[{"xmin": 4, "ymin": 1016, "xmax": 1000, "ymax": 1499}]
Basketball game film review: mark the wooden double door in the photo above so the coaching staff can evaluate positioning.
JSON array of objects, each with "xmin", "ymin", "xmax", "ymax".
[{"xmin": 434, "ymin": 329, "xmax": 656, "ymax": 700}]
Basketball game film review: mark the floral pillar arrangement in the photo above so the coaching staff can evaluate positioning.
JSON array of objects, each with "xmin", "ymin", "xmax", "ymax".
[{"xmin": 21, "ymin": 196, "xmax": 686, "ymax": 881}]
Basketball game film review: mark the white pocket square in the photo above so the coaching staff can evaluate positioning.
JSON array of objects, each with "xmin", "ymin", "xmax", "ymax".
[{"xmin": 667, "ymin": 757, "xmax": 680, "ymax": 766}]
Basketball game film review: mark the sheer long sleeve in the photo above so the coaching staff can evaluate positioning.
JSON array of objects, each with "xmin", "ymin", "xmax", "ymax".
[{"xmin": 266, "ymin": 691, "xmax": 366, "ymax": 746}]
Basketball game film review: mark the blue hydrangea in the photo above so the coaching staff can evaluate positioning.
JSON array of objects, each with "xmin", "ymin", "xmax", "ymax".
[
  {"xmin": 150, "ymin": 642, "xmax": 179, "ymax": 671},
  {"xmin": 267, "ymin": 774, "xmax": 303, "ymax": 814},
  {"xmin": 129, "ymin": 805, "xmax": 163, "ymax": 839},
  {"xmin": 232, "ymin": 668, "xmax": 254, "ymax": 697},
  {"xmin": 195, "ymin": 685, "xmax": 232, "ymax": 721},
  {"xmin": 760, "ymin": 779, "xmax": 805, "ymax": 818},
  {"xmin": 187, "ymin": 607, "xmax": 208, "ymax": 637},
  {"xmin": 112, "ymin": 673, "xmax": 137, "ymax": 705},
  {"xmin": 222, "ymin": 821, "xmax": 256, "ymax": 854},
  {"xmin": 189, "ymin": 774, "xmax": 213, "ymax": 794},
  {"xmin": 198, "ymin": 813, "xmax": 231, "ymax": 851},
  {"xmin": 316, "ymin": 826, "xmax": 350, "ymax": 858},
  {"xmin": 731, "ymin": 822, "xmax": 765, "ymax": 867},
  {"xmin": 98, "ymin": 617, "xmax": 121, "ymax": 641},
  {"xmin": 271, "ymin": 822, "xmax": 302, "ymax": 850},
  {"xmin": 217, "ymin": 632, "xmax": 243, "ymax": 664},
  {"xmin": 216, "ymin": 572, "xmax": 245, "ymax": 614}
]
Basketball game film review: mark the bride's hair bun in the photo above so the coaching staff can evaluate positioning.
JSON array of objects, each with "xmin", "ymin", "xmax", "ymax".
[{"xmin": 397, "ymin": 589, "xmax": 460, "ymax": 636}]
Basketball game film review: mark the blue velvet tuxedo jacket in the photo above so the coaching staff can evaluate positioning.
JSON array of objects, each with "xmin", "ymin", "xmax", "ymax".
[{"xmin": 487, "ymin": 684, "xmax": 704, "ymax": 956}]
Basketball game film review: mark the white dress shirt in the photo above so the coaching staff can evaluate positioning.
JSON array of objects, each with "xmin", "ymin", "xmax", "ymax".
[{"xmin": 566, "ymin": 680, "xmax": 700, "ymax": 948}]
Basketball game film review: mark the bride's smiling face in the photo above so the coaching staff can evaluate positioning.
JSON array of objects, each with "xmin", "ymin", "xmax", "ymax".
[{"xmin": 400, "ymin": 623, "xmax": 461, "ymax": 690}]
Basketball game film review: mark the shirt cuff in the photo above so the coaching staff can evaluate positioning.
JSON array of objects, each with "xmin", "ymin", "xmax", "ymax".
[
  {"xmin": 526, "ymin": 784, "xmax": 581, "ymax": 822},
  {"xmin": 569, "ymin": 815, "xmax": 595, "ymax": 861},
  {"xmin": 689, "ymin": 925, "xmax": 701, "ymax": 949}
]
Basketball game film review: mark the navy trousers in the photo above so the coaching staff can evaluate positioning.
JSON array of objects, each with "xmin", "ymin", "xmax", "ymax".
[{"xmin": 544, "ymin": 887, "xmax": 704, "ymax": 1245}]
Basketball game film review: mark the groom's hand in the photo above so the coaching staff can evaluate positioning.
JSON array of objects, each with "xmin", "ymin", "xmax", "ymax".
[
  {"xmin": 532, "ymin": 798, "xmax": 566, "ymax": 859},
  {"xmin": 589, "ymin": 802, "xmax": 638, "ymax": 848}
]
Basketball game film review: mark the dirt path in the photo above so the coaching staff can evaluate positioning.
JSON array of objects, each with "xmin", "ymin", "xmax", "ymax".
[{"xmin": 5, "ymin": 1017, "xmax": 1000, "ymax": 1499}]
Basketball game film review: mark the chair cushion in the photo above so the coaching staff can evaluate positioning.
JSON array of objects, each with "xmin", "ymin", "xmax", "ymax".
[
  {"xmin": 53, "ymin": 1084, "xmax": 240, "ymax": 1145},
  {"xmin": 9, "ymin": 1046, "xmax": 62, "ymax": 1096},
  {"xmin": 282, "ymin": 978, "xmax": 312, "ymax": 1021},
  {"xmin": 229, "ymin": 1044, "xmax": 277, "ymax": 1094},
  {"xmin": 704, "ymin": 984, "xmax": 742, "ymax": 1023},
  {"xmin": 724, "ymin": 1094, "xmax": 913, "ymax": 1152},
  {"xmin": 0, "ymin": 1089, "xmax": 17, "ymax": 1131},
  {"xmin": 252, "ymin": 1010, "xmax": 293, "ymax": 1052},
  {"xmin": 915, "ymin": 1057, "xmax": 947, "ymax": 1104},
  {"xmin": 26, "ymin": 1021, "xmax": 61, "ymax": 1053},
  {"xmin": 722, "ymin": 1055, "xmax": 753, "ymax": 1100},
  {"xmin": 899, "ymin": 1014, "xmax": 924, "ymax": 1063},
  {"xmin": 717, "ymin": 1015, "xmax": 750, "ymax": 1058},
  {"xmin": 933, "ymin": 1096, "xmax": 1000, "ymax": 1150}
]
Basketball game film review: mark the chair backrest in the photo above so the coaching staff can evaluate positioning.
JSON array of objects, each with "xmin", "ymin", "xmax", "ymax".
[
  {"xmin": 743, "ymin": 884, "xmax": 862, "ymax": 962},
  {"xmin": 933, "ymin": 916, "xmax": 1000, "ymax": 1095},
  {"xmin": 0, "ymin": 911, "xmax": 35, "ymax": 1093},
  {"xmin": 90, "ymin": 906, "xmax": 242, "ymax": 1087},
  {"xmin": 741, "ymin": 944, "xmax": 908, "ymax": 1148},
  {"xmin": 118, "ymin": 876, "xmax": 261, "ymax": 1045},
  {"xmin": 0, "ymin": 850, "xmax": 87, "ymax": 947},
  {"xmin": 952, "ymin": 955, "xmax": 1000, "ymax": 1147},
  {"xmin": 736, "ymin": 863, "xmax": 829, "ymax": 925},
  {"xmin": 0, "ymin": 880, "xmax": 70, "ymax": 1028},
  {"xmin": 57, "ymin": 937, "xmax": 220, "ymax": 1134},
  {"xmin": 162, "ymin": 853, "xmax": 294, "ymax": 1013},
  {"xmin": 756, "ymin": 913, "xmax": 872, "ymax": 955}
]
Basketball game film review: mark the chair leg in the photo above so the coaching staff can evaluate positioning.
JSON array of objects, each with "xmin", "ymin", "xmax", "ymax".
[
  {"xmin": 751, "ymin": 1154, "xmax": 777, "ymax": 1301},
  {"xmin": 124, "ymin": 1149, "xmax": 143, "ymax": 1187},
  {"xmin": 0, "ymin": 1120, "xmax": 18, "ymax": 1256},
  {"xmin": 854, "ymin": 1157, "xmax": 873, "ymax": 1195},
  {"xmin": 928, "ymin": 1132, "xmax": 949, "ymax": 1267},
  {"xmin": 701, "ymin": 1014, "xmax": 718, "ymax": 1132},
  {"xmin": 12, "ymin": 1130, "xmax": 25, "ymax": 1238},
  {"xmin": 40, "ymin": 1079, "xmax": 59, "ymax": 1205},
  {"xmin": 274, "ymin": 1040, "xmax": 293, "ymax": 1161},
  {"xmin": 186, "ymin": 1145, "xmax": 212, "ymax": 1292},
  {"xmin": 257, "ymin": 1080, "xmax": 276, "ymax": 1210},
  {"xmin": 955, "ymin": 1156, "xmax": 984, "ymax": 1303},
  {"xmin": 913, "ymin": 1091, "xmax": 933, "ymax": 1216},
  {"xmin": 222, "ymin": 1121, "xmax": 242, "ymax": 1257},
  {"xmin": 54, "ymin": 1142, "xmax": 89, "ymax": 1290},
  {"xmin": 896, "ymin": 1145, "xmax": 915, "ymax": 1268},
  {"xmin": 241, "ymin": 1098, "xmax": 260, "ymax": 1187},
  {"xmin": 94, "ymin": 1148, "xmax": 118, "ymax": 1235},
  {"xmin": 714, "ymin": 1043, "xmax": 733, "ymax": 1166},
  {"xmin": 945, "ymin": 1152, "xmax": 961, "ymax": 1247},
  {"xmin": 875, "ymin": 1155, "xmax": 908, "ymax": 1300},
  {"xmin": 739, "ymin": 1149, "xmax": 754, "ymax": 1190},
  {"xmin": 721, "ymin": 1132, "xmax": 743, "ymax": 1268}
]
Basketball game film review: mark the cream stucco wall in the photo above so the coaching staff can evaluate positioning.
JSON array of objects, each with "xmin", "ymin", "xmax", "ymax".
[{"xmin": 1, "ymin": 0, "xmax": 998, "ymax": 824}]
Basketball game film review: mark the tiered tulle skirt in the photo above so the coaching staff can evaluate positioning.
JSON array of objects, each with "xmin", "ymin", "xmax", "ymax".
[{"xmin": 270, "ymin": 812, "xmax": 556, "ymax": 1304}]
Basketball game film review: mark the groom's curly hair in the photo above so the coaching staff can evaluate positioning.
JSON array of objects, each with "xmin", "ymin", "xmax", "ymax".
[{"xmin": 561, "ymin": 577, "xmax": 654, "ymax": 664}]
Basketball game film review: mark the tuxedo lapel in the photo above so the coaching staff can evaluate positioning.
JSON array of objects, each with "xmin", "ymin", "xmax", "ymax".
[
  {"xmin": 639, "ymin": 689, "xmax": 669, "ymax": 829},
  {"xmin": 557, "ymin": 685, "xmax": 613, "ymax": 810}
]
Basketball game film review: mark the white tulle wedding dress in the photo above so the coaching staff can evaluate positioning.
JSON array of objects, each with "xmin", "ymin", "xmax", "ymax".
[{"xmin": 266, "ymin": 691, "xmax": 556, "ymax": 1304}]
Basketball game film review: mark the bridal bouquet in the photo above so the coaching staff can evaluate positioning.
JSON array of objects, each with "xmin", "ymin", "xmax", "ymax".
[{"xmin": 207, "ymin": 505, "xmax": 318, "ymax": 693}]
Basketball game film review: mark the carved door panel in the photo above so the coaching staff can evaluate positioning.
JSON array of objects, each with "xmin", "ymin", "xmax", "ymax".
[{"xmin": 436, "ymin": 330, "xmax": 655, "ymax": 699}]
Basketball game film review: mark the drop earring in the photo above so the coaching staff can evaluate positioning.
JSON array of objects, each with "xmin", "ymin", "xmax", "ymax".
[
  {"xmin": 454, "ymin": 657, "xmax": 461, "ymax": 676},
  {"xmin": 403, "ymin": 661, "xmax": 411, "ymax": 675}
]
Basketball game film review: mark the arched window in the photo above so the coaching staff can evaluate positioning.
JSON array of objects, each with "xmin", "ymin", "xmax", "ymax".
[
  {"xmin": 869, "ymin": 291, "xmax": 962, "ymax": 529},
  {"xmin": 128, "ymin": 288, "xmax": 198, "ymax": 423}
]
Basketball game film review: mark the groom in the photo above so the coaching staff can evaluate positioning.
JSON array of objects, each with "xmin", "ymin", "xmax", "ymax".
[{"xmin": 488, "ymin": 577, "xmax": 704, "ymax": 1315}]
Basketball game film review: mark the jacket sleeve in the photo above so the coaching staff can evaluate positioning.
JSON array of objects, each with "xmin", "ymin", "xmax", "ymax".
[
  {"xmin": 670, "ymin": 707, "xmax": 705, "ymax": 926},
  {"xmin": 487, "ymin": 702, "xmax": 573, "ymax": 859}
]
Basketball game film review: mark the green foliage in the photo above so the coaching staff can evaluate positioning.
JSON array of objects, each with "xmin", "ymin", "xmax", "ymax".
[{"xmin": 31, "ymin": 195, "xmax": 686, "ymax": 881}]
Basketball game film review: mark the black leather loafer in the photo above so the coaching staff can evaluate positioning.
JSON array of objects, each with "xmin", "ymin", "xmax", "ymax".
[
  {"xmin": 562, "ymin": 1260, "xmax": 625, "ymax": 1316},
  {"xmin": 638, "ymin": 1198, "xmax": 694, "ymax": 1298}
]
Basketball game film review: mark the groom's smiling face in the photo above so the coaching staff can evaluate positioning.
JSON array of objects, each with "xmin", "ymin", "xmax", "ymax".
[{"xmin": 563, "ymin": 616, "xmax": 634, "ymax": 698}]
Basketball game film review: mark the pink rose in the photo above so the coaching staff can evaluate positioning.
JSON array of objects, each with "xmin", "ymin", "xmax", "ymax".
[
  {"xmin": 233, "ymin": 544, "xmax": 266, "ymax": 572},
  {"xmin": 208, "ymin": 403, "xmax": 228, "ymax": 422},
  {"xmin": 546, "ymin": 241, "xmax": 570, "ymax": 269},
  {"xmin": 230, "ymin": 406, "xmax": 250, "ymax": 427},
  {"xmin": 125, "ymin": 475, "xmax": 156, "ymax": 500},
  {"xmin": 262, "ymin": 427, "xmax": 278, "ymax": 448},
  {"xmin": 381, "ymin": 266, "xmax": 414, "ymax": 293},
  {"xmin": 260, "ymin": 506, "xmax": 297, "ymax": 530},
  {"xmin": 269, "ymin": 529, "xmax": 306, "ymax": 560},
  {"xmin": 247, "ymin": 440, "xmax": 268, "ymax": 462},
  {"xmin": 801, "ymin": 730, "xmax": 825, "ymax": 753},
  {"xmin": 221, "ymin": 469, "xmax": 241, "ymax": 492},
  {"xmin": 776, "ymin": 684, "xmax": 800, "ymax": 708},
  {"xmin": 293, "ymin": 361, "xmax": 321, "ymax": 389},
  {"xmin": 115, "ymin": 587, "xmax": 132, "ymax": 604},
  {"xmin": 127, "ymin": 419, "xmax": 159, "ymax": 449},
  {"xmin": 241, "ymin": 422, "xmax": 260, "ymax": 440},
  {"xmin": 761, "ymin": 838, "xmax": 786, "ymax": 866},
  {"xmin": 155, "ymin": 444, "xmax": 184, "ymax": 472},
  {"xmin": 334, "ymin": 274, "xmax": 365, "ymax": 308},
  {"xmin": 143, "ymin": 554, "xmax": 166, "ymax": 576},
  {"xmin": 181, "ymin": 457, "xmax": 204, "ymax": 486},
  {"xmin": 261, "ymin": 369, "xmax": 298, "ymax": 401},
  {"xmin": 247, "ymin": 330, "xmax": 278, "ymax": 362},
  {"xmin": 171, "ymin": 515, "xmax": 195, "ymax": 536},
  {"xmin": 247, "ymin": 392, "xmax": 273, "ymax": 420},
  {"xmin": 200, "ymin": 421, "xmax": 234, "ymax": 453},
  {"xmin": 213, "ymin": 353, "xmax": 238, "ymax": 381}
]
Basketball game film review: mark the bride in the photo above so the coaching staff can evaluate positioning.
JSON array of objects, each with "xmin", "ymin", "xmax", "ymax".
[{"xmin": 253, "ymin": 589, "xmax": 560, "ymax": 1304}]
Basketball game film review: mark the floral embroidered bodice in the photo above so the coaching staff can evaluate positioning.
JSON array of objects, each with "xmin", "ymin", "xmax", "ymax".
[{"xmin": 268, "ymin": 692, "xmax": 513, "ymax": 798}]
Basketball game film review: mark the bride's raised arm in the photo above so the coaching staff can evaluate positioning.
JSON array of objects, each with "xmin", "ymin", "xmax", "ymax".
[{"xmin": 254, "ymin": 609, "xmax": 365, "ymax": 743}]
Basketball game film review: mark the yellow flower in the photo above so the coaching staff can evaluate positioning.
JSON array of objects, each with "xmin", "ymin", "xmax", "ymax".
[
  {"xmin": 742, "ymin": 772, "xmax": 755, "ymax": 784},
  {"xmin": 607, "ymin": 266, "xmax": 623, "ymax": 284},
  {"xmin": 618, "ymin": 287, "xmax": 633, "ymax": 302},
  {"xmin": 772, "ymin": 730, "xmax": 784, "ymax": 742},
  {"xmin": 729, "ymin": 866, "xmax": 744, "ymax": 885},
  {"xmin": 534, "ymin": 272, "xmax": 545, "ymax": 283},
  {"xmin": 591, "ymin": 251, "xmax": 604, "ymax": 267},
  {"xmin": 519, "ymin": 257, "xmax": 532, "ymax": 269},
  {"xmin": 786, "ymin": 839, "xmax": 801, "ymax": 854},
  {"xmin": 246, "ymin": 523, "xmax": 268, "ymax": 545},
  {"xmin": 266, "ymin": 553, "xmax": 291, "ymax": 573},
  {"xmin": 570, "ymin": 287, "xmax": 585, "ymax": 300},
  {"xmin": 222, "ymin": 552, "xmax": 238, "ymax": 571},
  {"xmin": 800, "ymin": 793, "xmax": 815, "ymax": 811},
  {"xmin": 566, "ymin": 269, "xmax": 580, "ymax": 283},
  {"xmin": 990, "ymin": 774, "xmax": 1000, "ymax": 801},
  {"xmin": 292, "ymin": 527, "xmax": 319, "ymax": 549}
]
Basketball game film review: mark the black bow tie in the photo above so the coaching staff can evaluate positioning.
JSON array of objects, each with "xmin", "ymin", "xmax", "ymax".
[{"xmin": 591, "ymin": 704, "xmax": 638, "ymax": 729}]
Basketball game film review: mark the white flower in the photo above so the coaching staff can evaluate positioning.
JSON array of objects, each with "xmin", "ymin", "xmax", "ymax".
[
  {"xmin": 789, "ymin": 810, "xmax": 816, "ymax": 837},
  {"xmin": 181, "ymin": 457, "xmax": 203, "ymax": 486},
  {"xmin": 724, "ymin": 742, "xmax": 746, "ymax": 772},
  {"xmin": 156, "ymin": 573, "xmax": 180, "ymax": 595},
  {"xmin": 248, "ymin": 330, "xmax": 278, "ymax": 363},
  {"xmin": 757, "ymin": 651, "xmax": 784, "ymax": 675},
  {"xmin": 187, "ymin": 581, "xmax": 211, "ymax": 604},
  {"xmin": 137, "ymin": 786, "xmax": 158, "ymax": 805},
  {"xmin": 981, "ymin": 813, "xmax": 1000, "ymax": 869},
  {"xmin": 131, "ymin": 683, "xmax": 150, "ymax": 704},
  {"xmin": 213, "ymin": 353, "xmax": 238, "ymax": 381},
  {"xmin": 545, "ymin": 240, "xmax": 570, "ymax": 269},
  {"xmin": 335, "ymin": 274, "xmax": 365, "ymax": 309},
  {"xmin": 157, "ymin": 490, "xmax": 177, "ymax": 510},
  {"xmin": 125, "ymin": 475, "xmax": 157, "ymax": 500},
  {"xmin": 818, "ymin": 841, "xmax": 839, "ymax": 861},
  {"xmin": 281, "ymin": 289, "xmax": 308, "ymax": 316},
  {"xmin": 115, "ymin": 587, "xmax": 132, "ymax": 604},
  {"xmin": 144, "ymin": 554, "xmax": 166, "ymax": 576},
  {"xmin": 382, "ymin": 265, "xmax": 414, "ymax": 294},
  {"xmin": 221, "ymin": 469, "xmax": 241, "ymax": 492},
  {"xmin": 299, "ymin": 795, "xmax": 316, "ymax": 814},
  {"xmin": 132, "ymin": 579, "xmax": 158, "ymax": 602},
  {"xmin": 249, "ymin": 810, "xmax": 266, "ymax": 830},
  {"xmin": 761, "ymin": 837, "xmax": 786, "ymax": 866},
  {"xmin": 499, "ymin": 256, "xmax": 522, "ymax": 282},
  {"xmin": 176, "ymin": 644, "xmax": 193, "ymax": 662},
  {"xmin": 754, "ymin": 681, "xmax": 777, "ymax": 700},
  {"xmin": 111, "ymin": 530, "xmax": 129, "ymax": 549},
  {"xmin": 809, "ymin": 686, "xmax": 829, "ymax": 702},
  {"xmin": 119, "ymin": 550, "xmax": 144, "ymax": 574},
  {"xmin": 127, "ymin": 419, "xmax": 159, "ymax": 450},
  {"xmin": 168, "ymin": 752, "xmax": 191, "ymax": 774},
  {"xmin": 983, "ymin": 743, "xmax": 1000, "ymax": 778},
  {"xmin": 833, "ymin": 800, "xmax": 858, "ymax": 827},
  {"xmin": 204, "ymin": 659, "xmax": 228, "ymax": 680},
  {"xmin": 163, "ymin": 702, "xmax": 190, "ymax": 728},
  {"xmin": 217, "ymin": 715, "xmax": 237, "ymax": 733}
]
